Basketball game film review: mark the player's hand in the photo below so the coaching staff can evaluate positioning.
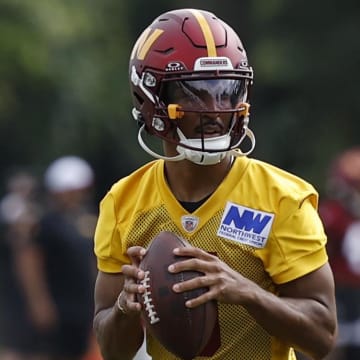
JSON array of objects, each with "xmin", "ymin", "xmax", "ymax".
[
  {"xmin": 119, "ymin": 246, "xmax": 147, "ymax": 314},
  {"xmin": 168, "ymin": 246, "xmax": 254, "ymax": 308}
]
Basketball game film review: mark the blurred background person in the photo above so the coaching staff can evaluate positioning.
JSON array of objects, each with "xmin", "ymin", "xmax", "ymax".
[
  {"xmin": 319, "ymin": 146, "xmax": 360, "ymax": 360},
  {"xmin": 0, "ymin": 156, "xmax": 99, "ymax": 360},
  {"xmin": 0, "ymin": 170, "xmax": 44, "ymax": 360},
  {"xmin": 37, "ymin": 155, "xmax": 98, "ymax": 360}
]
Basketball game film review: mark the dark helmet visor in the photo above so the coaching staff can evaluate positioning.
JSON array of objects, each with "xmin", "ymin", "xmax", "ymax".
[{"xmin": 161, "ymin": 79, "xmax": 248, "ymax": 111}]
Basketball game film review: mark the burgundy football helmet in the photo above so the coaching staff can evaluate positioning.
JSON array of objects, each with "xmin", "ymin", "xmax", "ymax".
[{"xmin": 129, "ymin": 8, "xmax": 255, "ymax": 165}]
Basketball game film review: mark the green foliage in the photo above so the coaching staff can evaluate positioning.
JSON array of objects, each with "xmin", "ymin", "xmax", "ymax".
[
  {"xmin": 0, "ymin": 0, "xmax": 359, "ymax": 198},
  {"xmin": 0, "ymin": 0, "xmax": 136, "ymax": 197}
]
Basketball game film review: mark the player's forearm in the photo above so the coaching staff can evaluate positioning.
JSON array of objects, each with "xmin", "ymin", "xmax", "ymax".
[
  {"xmin": 242, "ymin": 287, "xmax": 336, "ymax": 359},
  {"xmin": 93, "ymin": 305, "xmax": 144, "ymax": 360}
]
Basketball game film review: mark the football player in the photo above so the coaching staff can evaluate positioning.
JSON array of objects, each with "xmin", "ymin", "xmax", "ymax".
[{"xmin": 93, "ymin": 8, "xmax": 337, "ymax": 360}]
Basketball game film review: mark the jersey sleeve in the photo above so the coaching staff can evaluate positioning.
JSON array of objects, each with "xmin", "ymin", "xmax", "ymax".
[
  {"xmin": 260, "ymin": 193, "xmax": 328, "ymax": 284},
  {"xmin": 94, "ymin": 191, "xmax": 130, "ymax": 273}
]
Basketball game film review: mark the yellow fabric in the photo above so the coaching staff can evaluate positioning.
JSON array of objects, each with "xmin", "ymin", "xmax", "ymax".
[{"xmin": 94, "ymin": 157, "xmax": 328, "ymax": 360}]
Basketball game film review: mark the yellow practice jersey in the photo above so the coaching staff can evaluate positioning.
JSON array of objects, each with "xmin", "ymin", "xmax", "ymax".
[{"xmin": 94, "ymin": 156, "xmax": 328, "ymax": 360}]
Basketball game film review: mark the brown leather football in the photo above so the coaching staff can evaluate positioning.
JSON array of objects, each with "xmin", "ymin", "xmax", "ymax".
[{"xmin": 137, "ymin": 231, "xmax": 218, "ymax": 360}]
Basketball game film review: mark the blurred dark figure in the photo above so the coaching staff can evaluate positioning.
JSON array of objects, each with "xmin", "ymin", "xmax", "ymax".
[
  {"xmin": 320, "ymin": 147, "xmax": 360, "ymax": 360},
  {"xmin": 0, "ymin": 170, "xmax": 44, "ymax": 360},
  {"xmin": 0, "ymin": 156, "xmax": 98, "ymax": 360},
  {"xmin": 37, "ymin": 156, "xmax": 98, "ymax": 360}
]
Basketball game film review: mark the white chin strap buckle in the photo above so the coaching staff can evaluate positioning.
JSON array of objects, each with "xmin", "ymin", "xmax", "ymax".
[
  {"xmin": 175, "ymin": 129, "xmax": 230, "ymax": 165},
  {"xmin": 176, "ymin": 147, "xmax": 226, "ymax": 165}
]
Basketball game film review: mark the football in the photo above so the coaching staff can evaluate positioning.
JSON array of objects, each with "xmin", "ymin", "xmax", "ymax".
[{"xmin": 137, "ymin": 231, "xmax": 217, "ymax": 360}]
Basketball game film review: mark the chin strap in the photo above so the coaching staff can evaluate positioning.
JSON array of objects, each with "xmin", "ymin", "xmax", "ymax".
[
  {"xmin": 137, "ymin": 124, "xmax": 256, "ymax": 165},
  {"xmin": 230, "ymin": 127, "xmax": 256, "ymax": 157},
  {"xmin": 138, "ymin": 125, "xmax": 186, "ymax": 162}
]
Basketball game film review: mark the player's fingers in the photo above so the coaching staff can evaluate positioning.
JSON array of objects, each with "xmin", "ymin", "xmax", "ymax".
[
  {"xmin": 123, "ymin": 281, "xmax": 145, "ymax": 295},
  {"xmin": 186, "ymin": 290, "xmax": 216, "ymax": 308},
  {"xmin": 173, "ymin": 246, "xmax": 214, "ymax": 260},
  {"xmin": 171, "ymin": 276, "xmax": 216, "ymax": 307},
  {"xmin": 121, "ymin": 264, "xmax": 145, "ymax": 280},
  {"xmin": 168, "ymin": 258, "xmax": 198, "ymax": 273},
  {"xmin": 168, "ymin": 257, "xmax": 217, "ymax": 274},
  {"xmin": 127, "ymin": 246, "xmax": 147, "ymax": 265},
  {"xmin": 172, "ymin": 275, "xmax": 210, "ymax": 293},
  {"xmin": 123, "ymin": 296, "xmax": 142, "ymax": 312}
]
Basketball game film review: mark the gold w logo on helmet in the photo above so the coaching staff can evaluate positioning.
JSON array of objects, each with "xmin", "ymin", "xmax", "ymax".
[{"xmin": 130, "ymin": 27, "xmax": 164, "ymax": 61}]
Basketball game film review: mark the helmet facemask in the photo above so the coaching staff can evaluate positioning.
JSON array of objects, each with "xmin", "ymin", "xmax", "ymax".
[{"xmin": 135, "ymin": 73, "xmax": 255, "ymax": 165}]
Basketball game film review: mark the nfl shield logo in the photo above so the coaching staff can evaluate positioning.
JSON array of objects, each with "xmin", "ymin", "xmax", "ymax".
[{"xmin": 181, "ymin": 215, "xmax": 199, "ymax": 233}]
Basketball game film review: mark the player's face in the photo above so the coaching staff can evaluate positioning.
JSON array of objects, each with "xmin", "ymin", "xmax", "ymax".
[{"xmin": 161, "ymin": 79, "xmax": 246, "ymax": 139}]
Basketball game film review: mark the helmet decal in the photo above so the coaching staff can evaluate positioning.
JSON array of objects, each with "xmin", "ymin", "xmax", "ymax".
[
  {"xmin": 194, "ymin": 57, "xmax": 234, "ymax": 71},
  {"xmin": 188, "ymin": 9, "xmax": 217, "ymax": 57},
  {"xmin": 165, "ymin": 62, "xmax": 186, "ymax": 72},
  {"xmin": 130, "ymin": 27, "xmax": 164, "ymax": 61}
]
